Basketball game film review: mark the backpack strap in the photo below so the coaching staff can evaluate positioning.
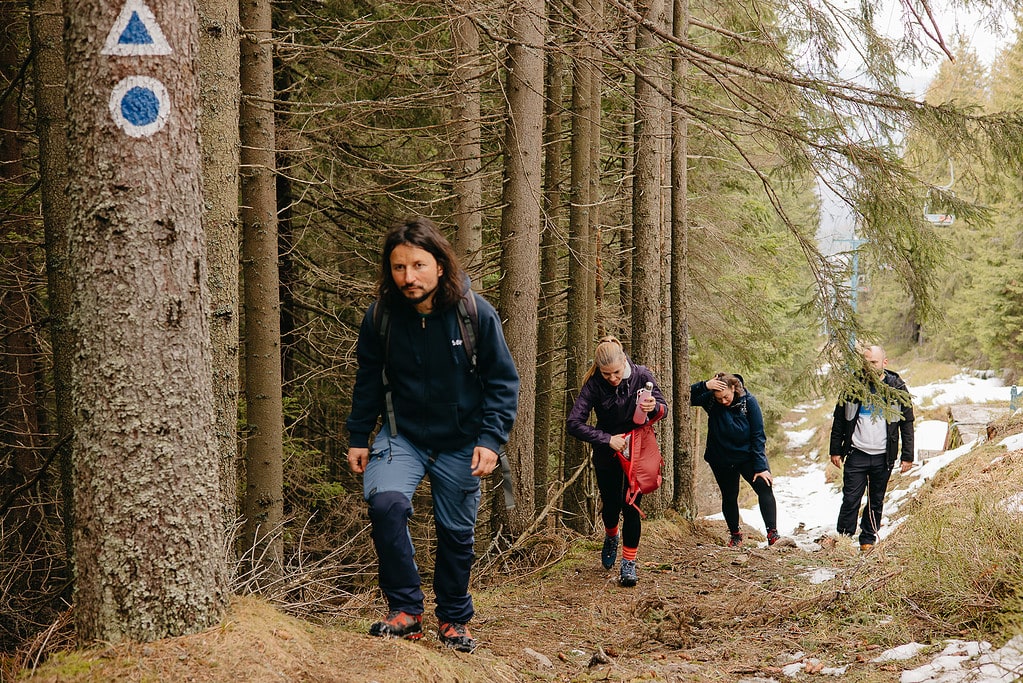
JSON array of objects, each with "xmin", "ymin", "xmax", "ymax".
[
  {"xmin": 372, "ymin": 293, "xmax": 479, "ymax": 437},
  {"xmin": 456, "ymin": 292, "xmax": 478, "ymax": 372},
  {"xmin": 372, "ymin": 300, "xmax": 398, "ymax": 437}
]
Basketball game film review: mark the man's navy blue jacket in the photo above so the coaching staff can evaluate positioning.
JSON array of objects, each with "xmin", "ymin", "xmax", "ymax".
[{"xmin": 346, "ymin": 285, "xmax": 519, "ymax": 455}]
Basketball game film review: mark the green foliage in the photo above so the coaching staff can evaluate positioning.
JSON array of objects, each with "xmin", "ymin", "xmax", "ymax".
[{"xmin": 862, "ymin": 32, "xmax": 1023, "ymax": 372}]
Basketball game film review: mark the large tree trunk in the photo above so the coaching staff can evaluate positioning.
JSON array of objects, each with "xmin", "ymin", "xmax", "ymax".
[
  {"xmin": 563, "ymin": 0, "xmax": 598, "ymax": 533},
  {"xmin": 199, "ymin": 0, "xmax": 241, "ymax": 542},
  {"xmin": 239, "ymin": 0, "xmax": 284, "ymax": 570},
  {"xmin": 449, "ymin": 11, "xmax": 483, "ymax": 274},
  {"xmin": 29, "ymin": 0, "xmax": 75, "ymax": 557},
  {"xmin": 670, "ymin": 0, "xmax": 695, "ymax": 516},
  {"xmin": 63, "ymin": 0, "xmax": 226, "ymax": 641},
  {"xmin": 497, "ymin": 0, "xmax": 545, "ymax": 531}
]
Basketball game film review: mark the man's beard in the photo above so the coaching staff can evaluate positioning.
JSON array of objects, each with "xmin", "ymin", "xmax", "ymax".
[{"xmin": 402, "ymin": 286, "xmax": 434, "ymax": 305}]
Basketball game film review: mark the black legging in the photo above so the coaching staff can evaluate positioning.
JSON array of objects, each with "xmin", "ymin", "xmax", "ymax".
[
  {"xmin": 709, "ymin": 460, "xmax": 777, "ymax": 533},
  {"xmin": 594, "ymin": 463, "xmax": 642, "ymax": 549}
]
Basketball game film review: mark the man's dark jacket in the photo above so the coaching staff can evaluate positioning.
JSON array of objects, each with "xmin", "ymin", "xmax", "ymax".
[
  {"xmin": 345, "ymin": 282, "xmax": 519, "ymax": 454},
  {"xmin": 829, "ymin": 369, "xmax": 915, "ymax": 470}
]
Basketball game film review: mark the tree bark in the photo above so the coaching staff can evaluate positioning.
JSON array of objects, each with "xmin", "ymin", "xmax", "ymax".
[
  {"xmin": 535, "ymin": 35, "xmax": 565, "ymax": 517},
  {"xmin": 631, "ymin": 0, "xmax": 665, "ymax": 370},
  {"xmin": 29, "ymin": 0, "xmax": 75, "ymax": 556},
  {"xmin": 240, "ymin": 0, "xmax": 284, "ymax": 570},
  {"xmin": 199, "ymin": 0, "xmax": 241, "ymax": 542},
  {"xmin": 449, "ymin": 11, "xmax": 483, "ymax": 274},
  {"xmin": 563, "ymin": 0, "xmax": 598, "ymax": 532},
  {"xmin": 63, "ymin": 0, "xmax": 226, "ymax": 640},
  {"xmin": 497, "ymin": 0, "xmax": 545, "ymax": 531},
  {"xmin": 670, "ymin": 0, "xmax": 694, "ymax": 516}
]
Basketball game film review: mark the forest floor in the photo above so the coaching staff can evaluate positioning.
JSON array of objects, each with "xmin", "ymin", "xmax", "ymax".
[
  {"xmin": 13, "ymin": 502, "xmax": 1013, "ymax": 682},
  {"xmin": 11, "ymin": 393, "xmax": 1023, "ymax": 683},
  {"xmin": 15, "ymin": 516, "xmax": 889, "ymax": 683}
]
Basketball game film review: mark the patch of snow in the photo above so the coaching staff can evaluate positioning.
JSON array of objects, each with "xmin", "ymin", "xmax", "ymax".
[
  {"xmin": 803, "ymin": 568, "xmax": 837, "ymax": 584},
  {"xmin": 999, "ymin": 433, "xmax": 1023, "ymax": 451},
  {"xmin": 786, "ymin": 428, "xmax": 816, "ymax": 449},
  {"xmin": 820, "ymin": 664, "xmax": 849, "ymax": 675},
  {"xmin": 916, "ymin": 420, "xmax": 949, "ymax": 453},
  {"xmin": 874, "ymin": 642, "xmax": 929, "ymax": 662},
  {"xmin": 999, "ymin": 492, "xmax": 1023, "ymax": 514},
  {"xmin": 971, "ymin": 634, "xmax": 1023, "ymax": 681},
  {"xmin": 912, "ymin": 374, "xmax": 1008, "ymax": 407},
  {"xmin": 782, "ymin": 661, "xmax": 804, "ymax": 677}
]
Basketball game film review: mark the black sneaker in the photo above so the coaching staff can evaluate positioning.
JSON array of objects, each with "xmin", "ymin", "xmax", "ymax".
[
  {"xmin": 438, "ymin": 621, "xmax": 477, "ymax": 653},
  {"xmin": 368, "ymin": 610, "xmax": 423, "ymax": 640},
  {"xmin": 601, "ymin": 534, "xmax": 619, "ymax": 569},
  {"xmin": 727, "ymin": 531, "xmax": 743, "ymax": 548},
  {"xmin": 767, "ymin": 528, "xmax": 780, "ymax": 546},
  {"xmin": 620, "ymin": 559, "xmax": 638, "ymax": 587}
]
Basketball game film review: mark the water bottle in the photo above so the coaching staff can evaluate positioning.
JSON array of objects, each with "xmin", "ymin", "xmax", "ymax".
[{"xmin": 633, "ymin": 381, "xmax": 653, "ymax": 424}]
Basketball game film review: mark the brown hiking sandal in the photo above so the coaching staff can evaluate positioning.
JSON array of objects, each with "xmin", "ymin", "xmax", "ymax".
[
  {"xmin": 438, "ymin": 621, "xmax": 477, "ymax": 653},
  {"xmin": 368, "ymin": 610, "xmax": 423, "ymax": 640}
]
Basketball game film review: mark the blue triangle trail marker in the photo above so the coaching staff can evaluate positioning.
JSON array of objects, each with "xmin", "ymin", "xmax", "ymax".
[{"xmin": 102, "ymin": 0, "xmax": 172, "ymax": 56}]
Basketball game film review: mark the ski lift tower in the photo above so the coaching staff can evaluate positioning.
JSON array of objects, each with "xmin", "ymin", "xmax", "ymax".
[
  {"xmin": 837, "ymin": 235, "xmax": 867, "ymax": 312},
  {"xmin": 924, "ymin": 161, "xmax": 955, "ymax": 226},
  {"xmin": 834, "ymin": 233, "xmax": 867, "ymax": 349}
]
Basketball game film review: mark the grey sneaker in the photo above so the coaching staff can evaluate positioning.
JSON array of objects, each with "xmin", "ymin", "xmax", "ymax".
[
  {"xmin": 620, "ymin": 559, "xmax": 637, "ymax": 587},
  {"xmin": 601, "ymin": 534, "xmax": 619, "ymax": 569}
]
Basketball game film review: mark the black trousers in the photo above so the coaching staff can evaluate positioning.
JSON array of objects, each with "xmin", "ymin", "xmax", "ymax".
[
  {"xmin": 709, "ymin": 460, "xmax": 777, "ymax": 534},
  {"xmin": 594, "ymin": 463, "xmax": 643, "ymax": 550},
  {"xmin": 836, "ymin": 449, "xmax": 892, "ymax": 545}
]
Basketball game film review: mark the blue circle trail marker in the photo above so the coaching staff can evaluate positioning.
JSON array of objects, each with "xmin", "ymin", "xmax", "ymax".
[
  {"xmin": 102, "ymin": 0, "xmax": 172, "ymax": 56},
  {"xmin": 109, "ymin": 76, "xmax": 170, "ymax": 137},
  {"xmin": 102, "ymin": 0, "xmax": 173, "ymax": 137}
]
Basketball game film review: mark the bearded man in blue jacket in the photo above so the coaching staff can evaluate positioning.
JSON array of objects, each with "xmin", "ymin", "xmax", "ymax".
[
  {"xmin": 345, "ymin": 217, "xmax": 519, "ymax": 653},
  {"xmin": 829, "ymin": 345, "xmax": 914, "ymax": 553}
]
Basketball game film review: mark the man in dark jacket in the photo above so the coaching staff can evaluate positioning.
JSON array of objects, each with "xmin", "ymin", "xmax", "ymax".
[
  {"xmin": 345, "ymin": 217, "xmax": 519, "ymax": 653},
  {"xmin": 829, "ymin": 345, "xmax": 914, "ymax": 552}
]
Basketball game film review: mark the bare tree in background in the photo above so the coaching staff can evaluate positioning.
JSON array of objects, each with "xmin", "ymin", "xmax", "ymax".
[
  {"xmin": 669, "ymin": 0, "xmax": 694, "ymax": 515},
  {"xmin": 28, "ymin": 0, "xmax": 75, "ymax": 556},
  {"xmin": 498, "ymin": 0, "xmax": 545, "ymax": 530},
  {"xmin": 240, "ymin": 0, "xmax": 284, "ymax": 571},
  {"xmin": 562, "ymin": 0, "xmax": 600, "ymax": 532},
  {"xmin": 199, "ymin": 0, "xmax": 241, "ymax": 543},
  {"xmin": 449, "ymin": 9, "xmax": 484, "ymax": 273}
]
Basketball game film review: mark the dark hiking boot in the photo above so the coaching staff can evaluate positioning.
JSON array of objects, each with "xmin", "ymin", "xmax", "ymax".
[
  {"xmin": 620, "ymin": 559, "xmax": 638, "ymax": 587},
  {"xmin": 438, "ymin": 621, "xmax": 477, "ymax": 653},
  {"xmin": 601, "ymin": 534, "xmax": 619, "ymax": 569},
  {"xmin": 727, "ymin": 531, "xmax": 743, "ymax": 548},
  {"xmin": 368, "ymin": 611, "xmax": 423, "ymax": 640},
  {"xmin": 767, "ymin": 528, "xmax": 781, "ymax": 546}
]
